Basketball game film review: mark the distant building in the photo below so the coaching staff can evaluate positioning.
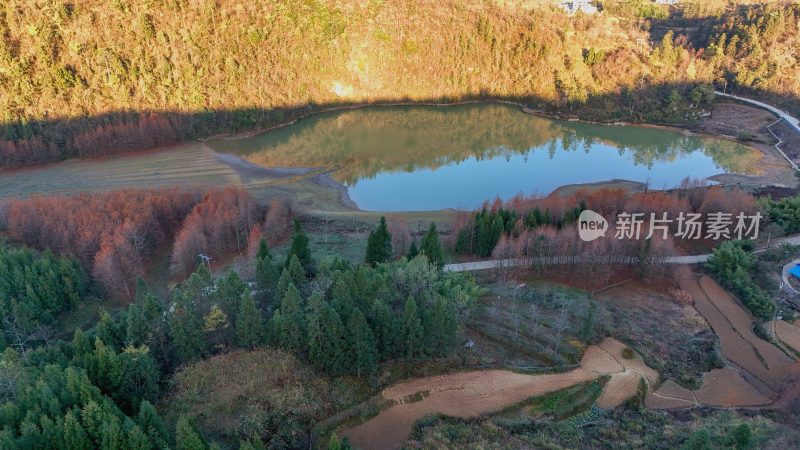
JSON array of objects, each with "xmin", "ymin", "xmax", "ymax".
[{"xmin": 559, "ymin": 0, "xmax": 597, "ymax": 15}]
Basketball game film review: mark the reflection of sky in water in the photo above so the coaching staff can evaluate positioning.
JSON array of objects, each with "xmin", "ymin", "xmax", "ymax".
[
  {"xmin": 205, "ymin": 104, "xmax": 756, "ymax": 211},
  {"xmin": 347, "ymin": 143, "xmax": 723, "ymax": 211}
]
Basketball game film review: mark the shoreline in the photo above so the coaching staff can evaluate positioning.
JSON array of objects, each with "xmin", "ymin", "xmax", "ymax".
[
  {"xmin": 0, "ymin": 99, "xmax": 794, "ymax": 213},
  {"xmin": 202, "ymin": 97, "xmax": 765, "ymax": 154}
]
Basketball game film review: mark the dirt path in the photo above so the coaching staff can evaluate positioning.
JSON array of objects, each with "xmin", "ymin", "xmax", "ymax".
[{"xmin": 343, "ymin": 338, "xmax": 654, "ymax": 450}]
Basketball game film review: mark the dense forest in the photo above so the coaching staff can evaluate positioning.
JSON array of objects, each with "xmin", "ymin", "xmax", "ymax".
[
  {"xmin": 1, "ymin": 0, "xmax": 798, "ymax": 167},
  {"xmin": 0, "ymin": 211, "xmax": 479, "ymax": 448}
]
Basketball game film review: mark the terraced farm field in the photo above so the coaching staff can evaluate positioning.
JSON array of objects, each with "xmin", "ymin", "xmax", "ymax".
[{"xmin": 649, "ymin": 273, "xmax": 799, "ymax": 408}]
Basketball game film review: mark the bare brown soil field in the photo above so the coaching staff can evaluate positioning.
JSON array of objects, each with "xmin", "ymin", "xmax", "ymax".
[
  {"xmin": 679, "ymin": 275, "xmax": 783, "ymax": 396},
  {"xmin": 645, "ymin": 394, "xmax": 696, "ymax": 410},
  {"xmin": 344, "ymin": 369, "xmax": 596, "ymax": 450},
  {"xmin": 343, "ymin": 338, "xmax": 655, "ymax": 450},
  {"xmin": 648, "ymin": 367, "xmax": 773, "ymax": 409},
  {"xmin": 698, "ymin": 102, "xmax": 777, "ymax": 142},
  {"xmin": 649, "ymin": 271, "xmax": 799, "ymax": 409},
  {"xmin": 770, "ymin": 320, "xmax": 800, "ymax": 354},
  {"xmin": 596, "ymin": 371, "xmax": 641, "ymax": 409},
  {"xmin": 645, "ymin": 380, "xmax": 697, "ymax": 409},
  {"xmin": 698, "ymin": 276, "xmax": 794, "ymax": 388},
  {"xmin": 693, "ymin": 368, "xmax": 773, "ymax": 407}
]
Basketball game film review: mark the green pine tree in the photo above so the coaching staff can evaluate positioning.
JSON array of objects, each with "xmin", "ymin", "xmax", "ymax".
[
  {"xmin": 256, "ymin": 238, "xmax": 271, "ymax": 261},
  {"xmin": 420, "ymin": 222, "xmax": 444, "ymax": 268},
  {"xmin": 348, "ymin": 309, "xmax": 378, "ymax": 377},
  {"xmin": 279, "ymin": 284, "xmax": 306, "ymax": 352},
  {"xmin": 407, "ymin": 240, "xmax": 419, "ymax": 259},
  {"xmin": 255, "ymin": 256, "xmax": 279, "ymax": 303},
  {"xmin": 286, "ymin": 219, "xmax": 312, "ymax": 274},
  {"xmin": 99, "ymin": 419, "xmax": 124, "ymax": 450},
  {"xmin": 137, "ymin": 401, "xmax": 169, "ymax": 445},
  {"xmin": 331, "ymin": 275, "xmax": 354, "ymax": 321},
  {"xmin": 371, "ymin": 299, "xmax": 400, "ymax": 360},
  {"xmin": 318, "ymin": 303, "xmax": 347, "ymax": 374},
  {"xmin": 96, "ymin": 310, "xmax": 122, "ymax": 349},
  {"xmin": 216, "ymin": 271, "xmax": 247, "ymax": 321},
  {"xmin": 63, "ymin": 411, "xmax": 91, "ymax": 450},
  {"xmin": 365, "ymin": 216, "xmax": 393, "ymax": 266},
  {"xmin": 286, "ymin": 254, "xmax": 305, "ymax": 287},
  {"xmin": 168, "ymin": 291, "xmax": 207, "ymax": 363},
  {"xmin": 265, "ymin": 310, "xmax": 285, "ymax": 347},
  {"xmin": 275, "ymin": 268, "xmax": 294, "ymax": 306},
  {"xmin": 124, "ymin": 426, "xmax": 151, "ymax": 450},
  {"xmin": 125, "ymin": 303, "xmax": 148, "ymax": 347},
  {"xmin": 141, "ymin": 293, "xmax": 163, "ymax": 324},
  {"xmin": 175, "ymin": 417, "xmax": 206, "ymax": 450},
  {"xmin": 89, "ymin": 338, "xmax": 122, "ymax": 393},
  {"xmin": 118, "ymin": 346, "xmax": 160, "ymax": 409},
  {"xmin": 72, "ymin": 328, "xmax": 92, "ymax": 358},
  {"xmin": 401, "ymin": 296, "xmax": 424, "ymax": 359},
  {"xmin": 236, "ymin": 294, "xmax": 264, "ymax": 349},
  {"xmin": 306, "ymin": 293, "xmax": 325, "ymax": 368}
]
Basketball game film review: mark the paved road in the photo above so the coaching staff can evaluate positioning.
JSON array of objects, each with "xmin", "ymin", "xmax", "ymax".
[
  {"xmin": 715, "ymin": 91, "xmax": 800, "ymax": 134},
  {"xmin": 444, "ymin": 234, "xmax": 800, "ymax": 273},
  {"xmin": 444, "ymin": 255, "xmax": 709, "ymax": 273}
]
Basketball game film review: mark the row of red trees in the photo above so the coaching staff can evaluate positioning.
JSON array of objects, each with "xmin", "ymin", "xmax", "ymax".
[
  {"xmin": 4, "ymin": 189, "xmax": 200, "ymax": 298},
  {"xmin": 2, "ymin": 188, "xmax": 292, "ymax": 299},
  {"xmin": 0, "ymin": 113, "xmax": 181, "ymax": 168},
  {"xmin": 170, "ymin": 189, "xmax": 259, "ymax": 277}
]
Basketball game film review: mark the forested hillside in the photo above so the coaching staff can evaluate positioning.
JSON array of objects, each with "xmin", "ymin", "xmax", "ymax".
[{"xmin": 2, "ymin": 0, "xmax": 797, "ymax": 167}]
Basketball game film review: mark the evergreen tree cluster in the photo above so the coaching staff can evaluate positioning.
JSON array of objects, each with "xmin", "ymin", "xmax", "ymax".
[
  {"xmin": 265, "ymin": 254, "xmax": 476, "ymax": 377},
  {"xmin": 0, "ymin": 346, "xmax": 172, "ymax": 450},
  {"xmin": 455, "ymin": 203, "xmax": 584, "ymax": 257},
  {"xmin": 0, "ymin": 303, "xmax": 178, "ymax": 449},
  {"xmin": 0, "ymin": 265, "xmax": 266, "ymax": 449},
  {"xmin": 0, "ymin": 245, "xmax": 88, "ymax": 350},
  {"xmin": 705, "ymin": 240, "xmax": 774, "ymax": 319}
]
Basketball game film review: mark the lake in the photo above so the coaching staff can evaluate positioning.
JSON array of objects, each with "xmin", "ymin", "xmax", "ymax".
[{"xmin": 206, "ymin": 103, "xmax": 760, "ymax": 211}]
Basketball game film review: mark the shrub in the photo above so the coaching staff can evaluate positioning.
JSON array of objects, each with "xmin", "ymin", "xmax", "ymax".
[
  {"xmin": 621, "ymin": 347, "xmax": 635, "ymax": 359},
  {"xmin": 668, "ymin": 288, "xmax": 693, "ymax": 305}
]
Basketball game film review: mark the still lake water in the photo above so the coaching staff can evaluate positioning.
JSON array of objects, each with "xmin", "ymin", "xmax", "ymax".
[{"xmin": 207, "ymin": 104, "xmax": 759, "ymax": 211}]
